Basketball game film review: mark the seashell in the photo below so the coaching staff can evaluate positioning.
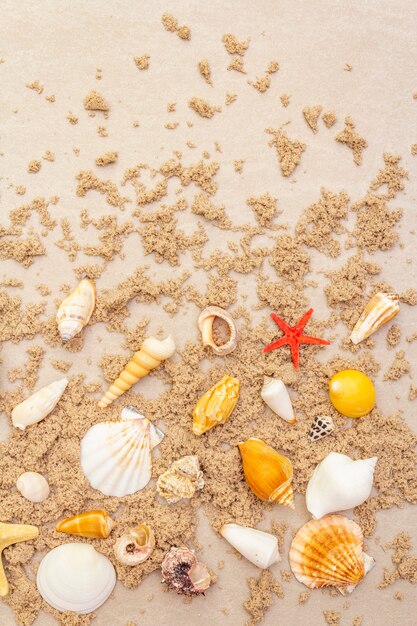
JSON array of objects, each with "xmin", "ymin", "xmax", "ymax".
[
  {"xmin": 11, "ymin": 378, "xmax": 68, "ymax": 430},
  {"xmin": 157, "ymin": 455, "xmax": 204, "ymax": 503},
  {"xmin": 36, "ymin": 543, "xmax": 116, "ymax": 613},
  {"xmin": 161, "ymin": 546, "xmax": 211, "ymax": 596},
  {"xmin": 261, "ymin": 377, "xmax": 296, "ymax": 424},
  {"xmin": 114, "ymin": 523, "xmax": 155, "ymax": 566},
  {"xmin": 308, "ymin": 415, "xmax": 334, "ymax": 442},
  {"xmin": 192, "ymin": 375, "xmax": 240, "ymax": 436},
  {"xmin": 238, "ymin": 438, "xmax": 294, "ymax": 508},
  {"xmin": 16, "ymin": 472, "xmax": 50, "ymax": 503},
  {"xmin": 220, "ymin": 523, "xmax": 280, "ymax": 569},
  {"xmin": 329, "ymin": 369, "xmax": 375, "ymax": 418},
  {"xmin": 306, "ymin": 452, "xmax": 377, "ymax": 519},
  {"xmin": 56, "ymin": 510, "xmax": 113, "ymax": 539},
  {"xmin": 98, "ymin": 335, "xmax": 176, "ymax": 408},
  {"xmin": 198, "ymin": 306, "xmax": 238, "ymax": 356},
  {"xmin": 56, "ymin": 277, "xmax": 96, "ymax": 341},
  {"xmin": 350, "ymin": 292, "xmax": 399, "ymax": 345},
  {"xmin": 80, "ymin": 405, "xmax": 164, "ymax": 497},
  {"xmin": 0, "ymin": 521, "xmax": 39, "ymax": 596},
  {"xmin": 289, "ymin": 515, "xmax": 375, "ymax": 594}
]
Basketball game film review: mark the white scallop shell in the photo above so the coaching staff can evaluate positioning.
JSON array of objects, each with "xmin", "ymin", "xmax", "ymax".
[
  {"xmin": 11, "ymin": 378, "xmax": 68, "ymax": 430},
  {"xmin": 16, "ymin": 472, "xmax": 50, "ymax": 503},
  {"xmin": 80, "ymin": 406, "xmax": 164, "ymax": 497},
  {"xmin": 56, "ymin": 278, "xmax": 96, "ymax": 341},
  {"xmin": 306, "ymin": 452, "xmax": 377, "ymax": 518},
  {"xmin": 36, "ymin": 543, "xmax": 116, "ymax": 614},
  {"xmin": 220, "ymin": 523, "xmax": 280, "ymax": 569}
]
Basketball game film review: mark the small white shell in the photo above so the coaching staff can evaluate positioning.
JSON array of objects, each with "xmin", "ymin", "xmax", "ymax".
[
  {"xmin": 261, "ymin": 377, "xmax": 295, "ymax": 424},
  {"xmin": 220, "ymin": 523, "xmax": 280, "ymax": 569},
  {"xmin": 306, "ymin": 452, "xmax": 377, "ymax": 518},
  {"xmin": 198, "ymin": 306, "xmax": 238, "ymax": 356},
  {"xmin": 56, "ymin": 278, "xmax": 96, "ymax": 341},
  {"xmin": 36, "ymin": 543, "xmax": 116, "ymax": 614},
  {"xmin": 11, "ymin": 378, "xmax": 68, "ymax": 430},
  {"xmin": 16, "ymin": 472, "xmax": 50, "ymax": 503}
]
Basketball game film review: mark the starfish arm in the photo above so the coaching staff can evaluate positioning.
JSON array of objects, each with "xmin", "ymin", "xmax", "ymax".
[
  {"xmin": 270, "ymin": 312, "xmax": 292, "ymax": 334},
  {"xmin": 263, "ymin": 336, "xmax": 290, "ymax": 353},
  {"xmin": 295, "ymin": 308, "xmax": 314, "ymax": 331},
  {"xmin": 289, "ymin": 339, "xmax": 300, "ymax": 369},
  {"xmin": 0, "ymin": 559, "xmax": 8, "ymax": 597},
  {"xmin": 299, "ymin": 334, "xmax": 330, "ymax": 346}
]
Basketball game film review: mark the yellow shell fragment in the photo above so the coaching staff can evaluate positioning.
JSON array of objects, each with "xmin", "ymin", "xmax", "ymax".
[
  {"xmin": 329, "ymin": 369, "xmax": 375, "ymax": 418},
  {"xmin": 198, "ymin": 306, "xmax": 238, "ymax": 356},
  {"xmin": 56, "ymin": 278, "xmax": 96, "ymax": 342},
  {"xmin": 350, "ymin": 292, "xmax": 399, "ymax": 345},
  {"xmin": 0, "ymin": 521, "xmax": 39, "ymax": 596},
  {"xmin": 55, "ymin": 510, "xmax": 114, "ymax": 539},
  {"xmin": 192, "ymin": 375, "xmax": 240, "ymax": 435},
  {"xmin": 238, "ymin": 438, "xmax": 294, "ymax": 508}
]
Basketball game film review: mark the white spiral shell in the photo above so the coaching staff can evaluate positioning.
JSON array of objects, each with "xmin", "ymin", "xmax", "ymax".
[{"xmin": 56, "ymin": 278, "xmax": 96, "ymax": 341}]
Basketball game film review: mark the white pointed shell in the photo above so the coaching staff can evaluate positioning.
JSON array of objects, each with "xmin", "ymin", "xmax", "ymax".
[
  {"xmin": 56, "ymin": 278, "xmax": 96, "ymax": 341},
  {"xmin": 36, "ymin": 543, "xmax": 116, "ymax": 614},
  {"xmin": 16, "ymin": 472, "xmax": 50, "ymax": 503},
  {"xmin": 11, "ymin": 378, "xmax": 68, "ymax": 430},
  {"xmin": 306, "ymin": 452, "xmax": 377, "ymax": 518},
  {"xmin": 80, "ymin": 406, "xmax": 164, "ymax": 497},
  {"xmin": 261, "ymin": 377, "xmax": 295, "ymax": 424},
  {"xmin": 350, "ymin": 292, "xmax": 399, "ymax": 345},
  {"xmin": 220, "ymin": 523, "xmax": 280, "ymax": 569}
]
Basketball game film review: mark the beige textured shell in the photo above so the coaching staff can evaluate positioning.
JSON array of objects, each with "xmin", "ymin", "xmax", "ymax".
[
  {"xmin": 56, "ymin": 278, "xmax": 96, "ymax": 341},
  {"xmin": 198, "ymin": 306, "xmax": 238, "ymax": 355},
  {"xmin": 350, "ymin": 292, "xmax": 399, "ymax": 345},
  {"xmin": 157, "ymin": 455, "xmax": 204, "ymax": 503}
]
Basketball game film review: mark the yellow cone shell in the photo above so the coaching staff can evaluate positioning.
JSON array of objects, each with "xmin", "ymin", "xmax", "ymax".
[
  {"xmin": 238, "ymin": 438, "xmax": 294, "ymax": 508},
  {"xmin": 55, "ymin": 510, "xmax": 113, "ymax": 539},
  {"xmin": 350, "ymin": 292, "xmax": 399, "ymax": 345},
  {"xmin": 329, "ymin": 369, "xmax": 375, "ymax": 418},
  {"xmin": 192, "ymin": 375, "xmax": 240, "ymax": 436}
]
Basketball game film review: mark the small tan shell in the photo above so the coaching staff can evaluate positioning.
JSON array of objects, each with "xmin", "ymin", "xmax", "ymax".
[
  {"xmin": 16, "ymin": 472, "xmax": 50, "ymax": 503},
  {"xmin": 157, "ymin": 455, "xmax": 204, "ymax": 503},
  {"xmin": 114, "ymin": 524, "xmax": 155, "ymax": 566},
  {"xmin": 11, "ymin": 378, "xmax": 68, "ymax": 430},
  {"xmin": 56, "ymin": 277, "xmax": 96, "ymax": 342},
  {"xmin": 161, "ymin": 546, "xmax": 211, "ymax": 596},
  {"xmin": 350, "ymin": 292, "xmax": 399, "ymax": 345},
  {"xmin": 198, "ymin": 306, "xmax": 237, "ymax": 355}
]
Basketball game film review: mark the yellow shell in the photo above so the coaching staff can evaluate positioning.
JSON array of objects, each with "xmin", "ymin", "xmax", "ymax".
[
  {"xmin": 289, "ymin": 515, "xmax": 374, "ymax": 593},
  {"xmin": 192, "ymin": 375, "xmax": 240, "ymax": 436},
  {"xmin": 55, "ymin": 510, "xmax": 114, "ymax": 539},
  {"xmin": 329, "ymin": 369, "xmax": 375, "ymax": 418},
  {"xmin": 350, "ymin": 292, "xmax": 399, "ymax": 345},
  {"xmin": 238, "ymin": 438, "xmax": 294, "ymax": 508},
  {"xmin": 56, "ymin": 278, "xmax": 96, "ymax": 341}
]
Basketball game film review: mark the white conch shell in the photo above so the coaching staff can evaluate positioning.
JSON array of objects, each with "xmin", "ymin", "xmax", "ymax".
[
  {"xmin": 80, "ymin": 406, "xmax": 164, "ymax": 497},
  {"xmin": 220, "ymin": 523, "xmax": 280, "ymax": 569},
  {"xmin": 36, "ymin": 543, "xmax": 116, "ymax": 614},
  {"xmin": 56, "ymin": 277, "xmax": 96, "ymax": 341},
  {"xmin": 16, "ymin": 472, "xmax": 50, "ymax": 503},
  {"xmin": 306, "ymin": 452, "xmax": 377, "ymax": 519},
  {"xmin": 260, "ymin": 377, "xmax": 295, "ymax": 424},
  {"xmin": 11, "ymin": 378, "xmax": 68, "ymax": 430},
  {"xmin": 350, "ymin": 292, "xmax": 399, "ymax": 345}
]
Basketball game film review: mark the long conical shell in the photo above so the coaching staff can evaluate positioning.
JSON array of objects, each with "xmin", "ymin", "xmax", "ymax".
[
  {"xmin": 56, "ymin": 278, "xmax": 96, "ymax": 341},
  {"xmin": 16, "ymin": 472, "xmax": 50, "ymax": 503},
  {"xmin": 80, "ymin": 406, "xmax": 164, "ymax": 497},
  {"xmin": 192, "ymin": 375, "xmax": 240, "ymax": 435},
  {"xmin": 238, "ymin": 438, "xmax": 294, "ymax": 508},
  {"xmin": 220, "ymin": 523, "xmax": 280, "ymax": 569},
  {"xmin": 98, "ymin": 335, "xmax": 176, "ymax": 408},
  {"xmin": 350, "ymin": 292, "xmax": 399, "ymax": 345},
  {"xmin": 306, "ymin": 452, "xmax": 377, "ymax": 519},
  {"xmin": 0, "ymin": 521, "xmax": 39, "ymax": 596},
  {"xmin": 114, "ymin": 523, "xmax": 155, "ymax": 565},
  {"xmin": 198, "ymin": 306, "xmax": 238, "ymax": 355},
  {"xmin": 11, "ymin": 378, "xmax": 68, "ymax": 430},
  {"xmin": 56, "ymin": 510, "xmax": 114, "ymax": 539},
  {"xmin": 289, "ymin": 515, "xmax": 374, "ymax": 593},
  {"xmin": 261, "ymin": 377, "xmax": 296, "ymax": 424}
]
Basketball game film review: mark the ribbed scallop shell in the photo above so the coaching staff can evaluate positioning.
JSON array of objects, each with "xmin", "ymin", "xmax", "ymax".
[
  {"xmin": 350, "ymin": 292, "xmax": 399, "ymax": 345},
  {"xmin": 80, "ymin": 406, "xmax": 164, "ymax": 497},
  {"xmin": 56, "ymin": 278, "xmax": 96, "ymax": 341},
  {"xmin": 289, "ymin": 515, "xmax": 374, "ymax": 593}
]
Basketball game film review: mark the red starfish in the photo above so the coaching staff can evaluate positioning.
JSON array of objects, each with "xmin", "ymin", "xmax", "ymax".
[{"xmin": 263, "ymin": 308, "xmax": 330, "ymax": 369}]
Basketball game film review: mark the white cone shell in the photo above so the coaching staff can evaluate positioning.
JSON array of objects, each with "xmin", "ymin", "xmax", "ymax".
[
  {"xmin": 11, "ymin": 378, "xmax": 68, "ymax": 430},
  {"xmin": 80, "ymin": 406, "xmax": 164, "ymax": 497},
  {"xmin": 261, "ymin": 378, "xmax": 295, "ymax": 424},
  {"xmin": 306, "ymin": 452, "xmax": 377, "ymax": 519},
  {"xmin": 36, "ymin": 543, "xmax": 116, "ymax": 614},
  {"xmin": 16, "ymin": 472, "xmax": 50, "ymax": 503},
  {"xmin": 220, "ymin": 523, "xmax": 280, "ymax": 569}
]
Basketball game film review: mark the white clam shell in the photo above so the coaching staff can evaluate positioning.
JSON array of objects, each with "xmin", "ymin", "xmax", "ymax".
[
  {"xmin": 80, "ymin": 406, "xmax": 164, "ymax": 497},
  {"xmin": 306, "ymin": 452, "xmax": 377, "ymax": 518},
  {"xmin": 11, "ymin": 378, "xmax": 68, "ymax": 430},
  {"xmin": 16, "ymin": 472, "xmax": 50, "ymax": 503},
  {"xmin": 220, "ymin": 523, "xmax": 280, "ymax": 569},
  {"xmin": 261, "ymin": 378, "xmax": 295, "ymax": 424},
  {"xmin": 36, "ymin": 543, "xmax": 116, "ymax": 614}
]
